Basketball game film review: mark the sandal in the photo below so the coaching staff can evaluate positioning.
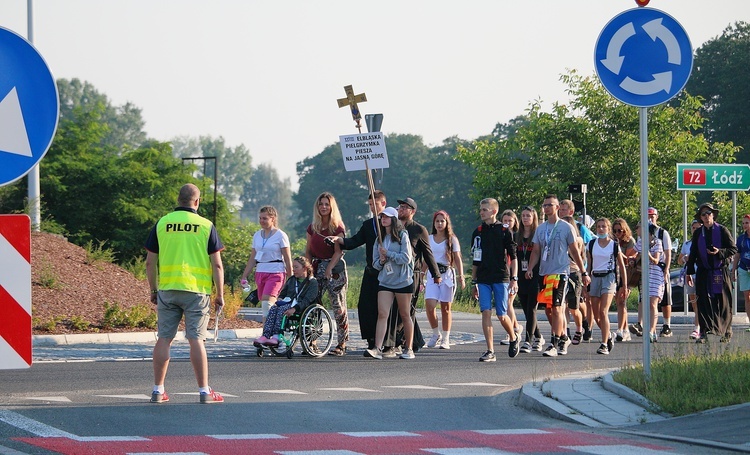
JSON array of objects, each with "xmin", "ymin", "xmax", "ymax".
[
  {"xmin": 329, "ymin": 344, "xmax": 346, "ymax": 356},
  {"xmin": 572, "ymin": 331, "xmax": 582, "ymax": 345}
]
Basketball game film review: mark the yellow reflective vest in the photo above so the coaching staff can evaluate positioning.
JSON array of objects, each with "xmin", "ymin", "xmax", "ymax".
[{"xmin": 156, "ymin": 210, "xmax": 214, "ymax": 294}]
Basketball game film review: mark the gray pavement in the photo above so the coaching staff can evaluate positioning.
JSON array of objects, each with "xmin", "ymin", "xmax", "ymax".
[{"xmin": 29, "ymin": 309, "xmax": 750, "ymax": 453}]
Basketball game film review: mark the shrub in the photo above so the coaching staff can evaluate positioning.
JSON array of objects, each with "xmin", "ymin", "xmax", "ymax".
[
  {"xmin": 83, "ymin": 239, "xmax": 117, "ymax": 266},
  {"xmin": 38, "ymin": 261, "xmax": 60, "ymax": 289}
]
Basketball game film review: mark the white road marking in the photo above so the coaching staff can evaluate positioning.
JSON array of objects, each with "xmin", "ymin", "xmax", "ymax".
[
  {"xmin": 319, "ymin": 387, "xmax": 381, "ymax": 392},
  {"xmin": 23, "ymin": 396, "xmax": 72, "ymax": 402},
  {"xmin": 208, "ymin": 434, "xmax": 286, "ymax": 440},
  {"xmin": 561, "ymin": 445, "xmax": 686, "ymax": 455},
  {"xmin": 381, "ymin": 385, "xmax": 447, "ymax": 390},
  {"xmin": 474, "ymin": 429, "xmax": 551, "ymax": 435},
  {"xmin": 244, "ymin": 389, "xmax": 307, "ymax": 394},
  {"xmin": 340, "ymin": 431, "xmax": 420, "ymax": 437},
  {"xmin": 444, "ymin": 382, "xmax": 508, "ymax": 387}
]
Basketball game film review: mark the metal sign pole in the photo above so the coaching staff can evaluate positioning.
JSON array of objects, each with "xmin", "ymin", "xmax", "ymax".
[{"xmin": 639, "ymin": 107, "xmax": 651, "ymax": 379}]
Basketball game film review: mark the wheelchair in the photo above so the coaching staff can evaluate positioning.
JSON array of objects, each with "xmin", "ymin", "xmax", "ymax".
[{"xmin": 255, "ymin": 302, "xmax": 334, "ymax": 359}]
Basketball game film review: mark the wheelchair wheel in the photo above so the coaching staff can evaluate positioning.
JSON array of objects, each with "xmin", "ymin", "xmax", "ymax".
[
  {"xmin": 298, "ymin": 304, "xmax": 333, "ymax": 357},
  {"xmin": 269, "ymin": 323, "xmax": 299, "ymax": 357},
  {"xmin": 256, "ymin": 347, "xmax": 264, "ymax": 357}
]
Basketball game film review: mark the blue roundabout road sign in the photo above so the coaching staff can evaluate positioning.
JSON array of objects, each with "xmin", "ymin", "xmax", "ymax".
[
  {"xmin": 0, "ymin": 26, "xmax": 59, "ymax": 187},
  {"xmin": 595, "ymin": 8, "xmax": 693, "ymax": 108}
]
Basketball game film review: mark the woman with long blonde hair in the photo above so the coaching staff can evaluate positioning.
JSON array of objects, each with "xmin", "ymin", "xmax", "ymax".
[{"xmin": 305, "ymin": 192, "xmax": 349, "ymax": 356}]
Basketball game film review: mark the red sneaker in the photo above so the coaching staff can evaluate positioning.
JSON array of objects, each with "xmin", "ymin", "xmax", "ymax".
[{"xmin": 200, "ymin": 389, "xmax": 224, "ymax": 404}]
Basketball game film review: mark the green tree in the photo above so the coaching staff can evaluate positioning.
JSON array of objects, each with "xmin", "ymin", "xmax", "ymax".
[
  {"xmin": 457, "ymin": 71, "xmax": 739, "ymax": 237},
  {"xmin": 686, "ymin": 22, "xmax": 750, "ymax": 164},
  {"xmin": 171, "ymin": 135, "xmax": 255, "ymax": 207},
  {"xmin": 295, "ymin": 134, "xmax": 476, "ymax": 264},
  {"xmin": 57, "ymin": 78, "xmax": 147, "ymax": 151},
  {"xmin": 241, "ymin": 163, "xmax": 297, "ymax": 231}
]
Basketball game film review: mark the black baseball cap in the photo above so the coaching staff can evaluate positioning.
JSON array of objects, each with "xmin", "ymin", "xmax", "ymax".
[{"xmin": 397, "ymin": 197, "xmax": 417, "ymax": 210}]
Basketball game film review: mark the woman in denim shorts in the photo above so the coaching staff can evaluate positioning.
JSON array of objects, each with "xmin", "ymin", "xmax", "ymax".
[{"xmin": 587, "ymin": 218, "xmax": 627, "ymax": 355}]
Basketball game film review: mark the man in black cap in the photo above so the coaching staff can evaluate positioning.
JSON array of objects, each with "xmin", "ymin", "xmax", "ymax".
[
  {"xmin": 381, "ymin": 197, "xmax": 441, "ymax": 355},
  {"xmin": 686, "ymin": 202, "xmax": 737, "ymax": 343}
]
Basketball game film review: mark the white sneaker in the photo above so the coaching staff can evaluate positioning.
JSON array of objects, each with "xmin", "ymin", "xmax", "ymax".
[
  {"xmin": 365, "ymin": 347, "xmax": 383, "ymax": 360},
  {"xmin": 500, "ymin": 334, "xmax": 511, "ymax": 345},
  {"xmin": 519, "ymin": 341, "xmax": 532, "ymax": 353},
  {"xmin": 399, "ymin": 349, "xmax": 415, "ymax": 359},
  {"xmin": 438, "ymin": 338, "xmax": 450, "ymax": 349},
  {"xmin": 542, "ymin": 344, "xmax": 558, "ymax": 357},
  {"xmin": 557, "ymin": 337, "xmax": 572, "ymax": 355},
  {"xmin": 426, "ymin": 333, "xmax": 442, "ymax": 348},
  {"xmin": 621, "ymin": 331, "xmax": 632, "ymax": 341},
  {"xmin": 532, "ymin": 335, "xmax": 545, "ymax": 351}
]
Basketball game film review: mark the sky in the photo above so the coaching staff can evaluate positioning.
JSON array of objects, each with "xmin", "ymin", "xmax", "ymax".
[{"xmin": 1, "ymin": 0, "xmax": 749, "ymax": 188}]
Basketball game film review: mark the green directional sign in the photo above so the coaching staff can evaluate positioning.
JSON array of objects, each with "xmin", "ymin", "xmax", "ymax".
[{"xmin": 677, "ymin": 163, "xmax": 750, "ymax": 191}]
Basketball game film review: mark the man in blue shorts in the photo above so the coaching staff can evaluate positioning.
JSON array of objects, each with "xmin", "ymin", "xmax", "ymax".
[{"xmin": 470, "ymin": 198, "xmax": 520, "ymax": 361}]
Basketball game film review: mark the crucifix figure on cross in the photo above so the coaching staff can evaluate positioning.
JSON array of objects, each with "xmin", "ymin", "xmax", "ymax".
[{"xmin": 337, "ymin": 85, "xmax": 367, "ymax": 128}]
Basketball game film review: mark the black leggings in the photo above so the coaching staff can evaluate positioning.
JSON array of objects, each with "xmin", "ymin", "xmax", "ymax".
[{"xmin": 518, "ymin": 291, "xmax": 541, "ymax": 342}]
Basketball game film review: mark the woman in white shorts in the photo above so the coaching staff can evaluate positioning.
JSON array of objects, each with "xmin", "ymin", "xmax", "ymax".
[
  {"xmin": 424, "ymin": 210, "xmax": 465, "ymax": 349},
  {"xmin": 586, "ymin": 218, "xmax": 627, "ymax": 355},
  {"xmin": 732, "ymin": 214, "xmax": 750, "ymax": 332}
]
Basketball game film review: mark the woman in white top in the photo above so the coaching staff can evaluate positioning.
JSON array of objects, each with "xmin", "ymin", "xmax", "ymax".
[
  {"xmin": 240, "ymin": 205, "xmax": 293, "ymax": 320},
  {"xmin": 424, "ymin": 210, "xmax": 465, "ymax": 350},
  {"xmin": 586, "ymin": 217, "xmax": 627, "ymax": 355}
]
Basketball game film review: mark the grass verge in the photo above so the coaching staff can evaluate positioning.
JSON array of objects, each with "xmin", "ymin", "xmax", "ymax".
[{"xmin": 613, "ymin": 346, "xmax": 750, "ymax": 416}]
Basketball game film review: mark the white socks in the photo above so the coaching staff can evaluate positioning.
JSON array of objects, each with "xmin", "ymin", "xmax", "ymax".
[{"xmin": 153, "ymin": 385, "xmax": 164, "ymax": 394}]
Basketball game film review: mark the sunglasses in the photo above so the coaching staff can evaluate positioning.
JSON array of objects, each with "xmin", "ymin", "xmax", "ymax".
[
  {"xmin": 522, "ymin": 206, "xmax": 535, "ymax": 211},
  {"xmin": 701, "ymin": 210, "xmax": 714, "ymax": 217},
  {"xmin": 541, "ymin": 203, "xmax": 554, "ymax": 208}
]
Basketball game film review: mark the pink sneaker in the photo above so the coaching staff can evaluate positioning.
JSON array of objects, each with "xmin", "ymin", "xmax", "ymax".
[
  {"xmin": 265, "ymin": 335, "xmax": 279, "ymax": 346},
  {"xmin": 254, "ymin": 335, "xmax": 269, "ymax": 346}
]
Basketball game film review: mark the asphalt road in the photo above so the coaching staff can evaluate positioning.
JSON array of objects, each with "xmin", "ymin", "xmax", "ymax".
[{"xmin": 1, "ymin": 311, "xmax": 746, "ymax": 454}]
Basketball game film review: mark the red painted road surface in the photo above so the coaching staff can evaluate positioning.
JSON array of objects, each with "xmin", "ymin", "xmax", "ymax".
[{"xmin": 17, "ymin": 428, "xmax": 671, "ymax": 454}]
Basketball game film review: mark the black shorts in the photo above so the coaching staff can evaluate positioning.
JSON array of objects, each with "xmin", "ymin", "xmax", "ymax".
[
  {"xmin": 379, "ymin": 283, "xmax": 415, "ymax": 295},
  {"xmin": 566, "ymin": 272, "xmax": 582, "ymax": 310}
]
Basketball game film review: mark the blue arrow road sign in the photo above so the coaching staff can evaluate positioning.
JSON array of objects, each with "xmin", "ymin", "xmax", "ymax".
[
  {"xmin": 595, "ymin": 8, "xmax": 693, "ymax": 108},
  {"xmin": 0, "ymin": 26, "xmax": 59, "ymax": 187}
]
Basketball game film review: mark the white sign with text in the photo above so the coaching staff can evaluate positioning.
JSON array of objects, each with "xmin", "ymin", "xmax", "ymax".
[{"xmin": 338, "ymin": 132, "xmax": 389, "ymax": 172}]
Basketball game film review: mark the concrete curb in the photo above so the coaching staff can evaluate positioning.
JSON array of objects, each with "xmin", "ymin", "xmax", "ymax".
[
  {"xmin": 517, "ymin": 380, "xmax": 604, "ymax": 428},
  {"xmin": 33, "ymin": 328, "xmax": 262, "ymax": 346}
]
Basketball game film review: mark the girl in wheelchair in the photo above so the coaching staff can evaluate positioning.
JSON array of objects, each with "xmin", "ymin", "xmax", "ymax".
[{"xmin": 254, "ymin": 256, "xmax": 319, "ymax": 347}]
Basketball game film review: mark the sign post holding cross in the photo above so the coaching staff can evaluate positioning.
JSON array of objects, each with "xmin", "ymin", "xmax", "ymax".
[{"xmin": 337, "ymin": 85, "xmax": 367, "ymax": 129}]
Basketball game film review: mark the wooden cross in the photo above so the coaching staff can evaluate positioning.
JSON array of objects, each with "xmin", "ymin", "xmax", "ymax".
[{"xmin": 337, "ymin": 85, "xmax": 367, "ymax": 128}]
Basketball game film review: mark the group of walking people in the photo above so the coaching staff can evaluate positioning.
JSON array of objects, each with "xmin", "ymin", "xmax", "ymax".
[
  {"xmin": 143, "ymin": 183, "xmax": 748, "ymax": 406},
  {"xmin": 240, "ymin": 189, "xmax": 746, "ymax": 363}
]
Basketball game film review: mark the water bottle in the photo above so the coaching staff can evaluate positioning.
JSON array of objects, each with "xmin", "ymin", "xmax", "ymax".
[{"xmin": 241, "ymin": 279, "xmax": 250, "ymax": 293}]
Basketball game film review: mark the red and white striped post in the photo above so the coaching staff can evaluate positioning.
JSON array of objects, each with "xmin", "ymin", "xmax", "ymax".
[{"xmin": 0, "ymin": 214, "xmax": 32, "ymax": 369}]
